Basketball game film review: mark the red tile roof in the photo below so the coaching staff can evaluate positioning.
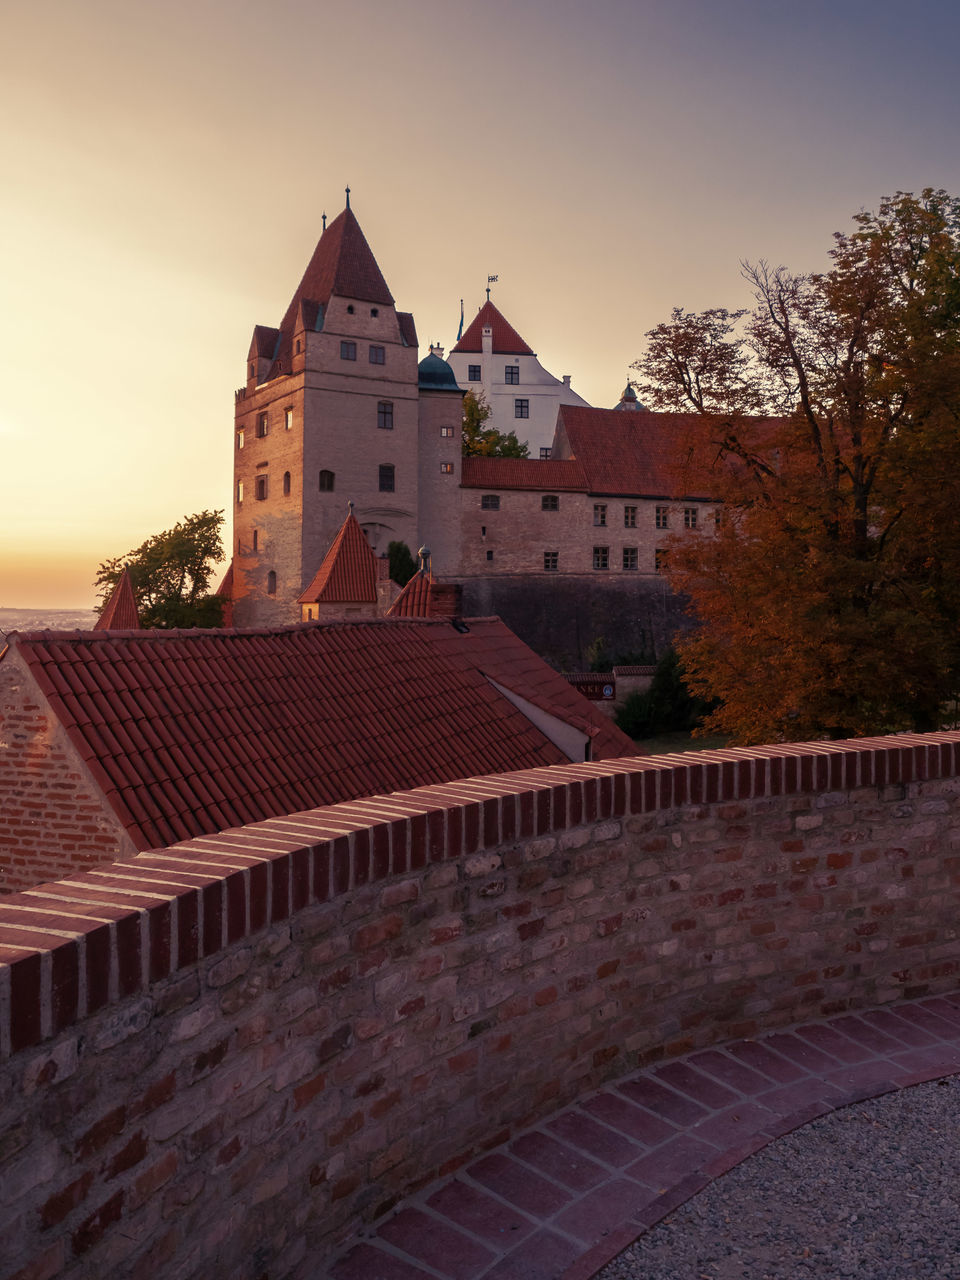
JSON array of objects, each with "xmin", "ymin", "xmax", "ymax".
[
  {"xmin": 397, "ymin": 311, "xmax": 418, "ymax": 349},
  {"xmin": 298, "ymin": 511, "xmax": 377, "ymax": 605},
  {"xmin": 556, "ymin": 406, "xmax": 737, "ymax": 498},
  {"xmin": 387, "ymin": 571, "xmax": 433, "ymax": 618},
  {"xmin": 451, "ymin": 301, "xmax": 534, "ymax": 356},
  {"xmin": 6, "ymin": 620, "xmax": 636, "ymax": 851},
  {"xmin": 461, "ymin": 457, "xmax": 586, "ymax": 491},
  {"xmin": 94, "ymin": 568, "xmax": 140, "ymax": 631}
]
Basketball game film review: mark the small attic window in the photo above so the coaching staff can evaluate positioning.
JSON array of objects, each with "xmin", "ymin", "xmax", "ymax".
[
  {"xmin": 295, "ymin": 339, "xmax": 302, "ymax": 354},
  {"xmin": 371, "ymin": 308, "xmax": 379, "ymax": 317},
  {"xmin": 347, "ymin": 304, "xmax": 355, "ymax": 314}
]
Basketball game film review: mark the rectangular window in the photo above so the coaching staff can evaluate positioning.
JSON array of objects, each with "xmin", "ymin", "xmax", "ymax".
[
  {"xmin": 369, "ymin": 345, "xmax": 385, "ymax": 364},
  {"xmin": 237, "ymin": 480, "xmax": 244, "ymax": 504},
  {"xmin": 655, "ymin": 548, "xmax": 669, "ymax": 574},
  {"xmin": 379, "ymin": 464, "xmax": 395, "ymax": 492},
  {"xmin": 593, "ymin": 503, "xmax": 607, "ymax": 527},
  {"xmin": 541, "ymin": 494, "xmax": 559, "ymax": 511},
  {"xmin": 623, "ymin": 546, "xmax": 638, "ymax": 570},
  {"xmin": 340, "ymin": 341, "xmax": 357, "ymax": 361},
  {"xmin": 504, "ymin": 365, "xmax": 519, "ymax": 384},
  {"xmin": 514, "ymin": 399, "xmax": 529, "ymax": 419},
  {"xmin": 486, "ymin": 549, "xmax": 494, "ymax": 561},
  {"xmin": 378, "ymin": 401, "xmax": 394, "ymax": 430},
  {"xmin": 481, "ymin": 494, "xmax": 500, "ymax": 510},
  {"xmin": 255, "ymin": 475, "xmax": 268, "ymax": 501},
  {"xmin": 468, "ymin": 364, "xmax": 481, "ymax": 381},
  {"xmin": 252, "ymin": 529, "xmax": 259, "ymax": 552},
  {"xmin": 319, "ymin": 469, "xmax": 335, "ymax": 491},
  {"xmin": 684, "ymin": 507, "xmax": 698, "ymax": 529},
  {"xmin": 624, "ymin": 505, "xmax": 637, "ymax": 528},
  {"xmin": 440, "ymin": 462, "xmax": 454, "ymax": 474},
  {"xmin": 284, "ymin": 407, "xmax": 293, "ymax": 430},
  {"xmin": 593, "ymin": 546, "xmax": 609, "ymax": 571},
  {"xmin": 237, "ymin": 430, "xmax": 245, "ymax": 450},
  {"xmin": 256, "ymin": 413, "xmax": 268, "ymax": 438},
  {"xmin": 543, "ymin": 551, "xmax": 559, "ymax": 572},
  {"xmin": 656, "ymin": 505, "xmax": 669, "ymax": 529},
  {"xmin": 539, "ymin": 446, "xmax": 552, "ymax": 459},
  {"xmin": 440, "ymin": 426, "xmax": 454, "ymax": 437}
]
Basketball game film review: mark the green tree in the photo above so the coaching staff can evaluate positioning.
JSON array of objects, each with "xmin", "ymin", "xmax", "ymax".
[
  {"xmin": 387, "ymin": 540, "xmax": 417, "ymax": 587},
  {"xmin": 461, "ymin": 390, "xmax": 530, "ymax": 458},
  {"xmin": 632, "ymin": 190, "xmax": 960, "ymax": 744},
  {"xmin": 95, "ymin": 510, "xmax": 226, "ymax": 629},
  {"xmin": 615, "ymin": 649, "xmax": 711, "ymax": 739}
]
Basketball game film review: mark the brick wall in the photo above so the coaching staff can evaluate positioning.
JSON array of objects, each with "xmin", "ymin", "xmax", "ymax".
[
  {"xmin": 4, "ymin": 734, "xmax": 960, "ymax": 1278},
  {"xmin": 0, "ymin": 653, "xmax": 133, "ymax": 895}
]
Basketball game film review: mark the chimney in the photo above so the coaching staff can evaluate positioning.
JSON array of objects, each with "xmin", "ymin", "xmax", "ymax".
[{"xmin": 562, "ymin": 375, "xmax": 571, "ymax": 388}]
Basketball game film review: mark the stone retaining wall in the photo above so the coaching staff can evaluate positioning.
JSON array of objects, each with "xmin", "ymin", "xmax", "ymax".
[{"xmin": 3, "ymin": 735, "xmax": 960, "ymax": 1279}]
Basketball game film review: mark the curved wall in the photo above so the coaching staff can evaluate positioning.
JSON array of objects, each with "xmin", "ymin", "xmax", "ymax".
[{"xmin": 3, "ymin": 734, "xmax": 960, "ymax": 1279}]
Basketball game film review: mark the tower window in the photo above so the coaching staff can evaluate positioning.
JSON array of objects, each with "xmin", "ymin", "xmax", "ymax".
[
  {"xmin": 319, "ymin": 470, "xmax": 335, "ymax": 491},
  {"xmin": 369, "ymin": 345, "xmax": 385, "ymax": 365},
  {"xmin": 543, "ymin": 551, "xmax": 559, "ymax": 572},
  {"xmin": 468, "ymin": 364, "xmax": 481, "ymax": 381},
  {"xmin": 624, "ymin": 506, "xmax": 637, "ymax": 528},
  {"xmin": 295, "ymin": 339, "xmax": 302, "ymax": 354},
  {"xmin": 377, "ymin": 401, "xmax": 394, "ymax": 430},
  {"xmin": 256, "ymin": 413, "xmax": 268, "ymax": 438},
  {"xmin": 267, "ymin": 570, "xmax": 277, "ymax": 595},
  {"xmin": 514, "ymin": 399, "xmax": 529, "ymax": 419},
  {"xmin": 440, "ymin": 463, "xmax": 454, "ymax": 474},
  {"xmin": 255, "ymin": 475, "xmax": 268, "ymax": 501},
  {"xmin": 504, "ymin": 365, "xmax": 519, "ymax": 384},
  {"xmin": 252, "ymin": 529, "xmax": 259, "ymax": 551},
  {"xmin": 249, "ymin": 363, "xmax": 254, "ymax": 377},
  {"xmin": 340, "ymin": 341, "xmax": 357, "ymax": 361},
  {"xmin": 480, "ymin": 494, "xmax": 500, "ymax": 510},
  {"xmin": 541, "ymin": 494, "xmax": 559, "ymax": 511},
  {"xmin": 285, "ymin": 407, "xmax": 293, "ymax": 429},
  {"xmin": 593, "ymin": 546, "xmax": 609, "ymax": 570},
  {"xmin": 623, "ymin": 546, "xmax": 638, "ymax": 570},
  {"xmin": 283, "ymin": 471, "xmax": 291, "ymax": 496},
  {"xmin": 594, "ymin": 503, "xmax": 607, "ymax": 527},
  {"xmin": 346, "ymin": 305, "xmax": 355, "ymax": 314},
  {"xmin": 486, "ymin": 549, "xmax": 494, "ymax": 561},
  {"xmin": 370, "ymin": 308, "xmax": 379, "ymax": 317},
  {"xmin": 379, "ymin": 464, "xmax": 395, "ymax": 492},
  {"xmin": 237, "ymin": 480, "xmax": 244, "ymax": 504},
  {"xmin": 237, "ymin": 430, "xmax": 245, "ymax": 450}
]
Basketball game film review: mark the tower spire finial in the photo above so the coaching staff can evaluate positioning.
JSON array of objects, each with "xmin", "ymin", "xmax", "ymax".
[
  {"xmin": 322, "ymin": 211, "xmax": 327, "ymax": 231},
  {"xmin": 345, "ymin": 185, "xmax": 351, "ymax": 210}
]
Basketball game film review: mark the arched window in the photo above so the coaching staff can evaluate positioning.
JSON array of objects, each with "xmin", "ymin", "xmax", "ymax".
[
  {"xmin": 267, "ymin": 570, "xmax": 277, "ymax": 595},
  {"xmin": 319, "ymin": 470, "xmax": 335, "ymax": 491},
  {"xmin": 283, "ymin": 471, "xmax": 291, "ymax": 496}
]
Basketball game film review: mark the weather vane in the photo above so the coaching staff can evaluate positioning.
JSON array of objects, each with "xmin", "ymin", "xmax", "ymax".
[{"xmin": 486, "ymin": 273, "xmax": 498, "ymax": 301}]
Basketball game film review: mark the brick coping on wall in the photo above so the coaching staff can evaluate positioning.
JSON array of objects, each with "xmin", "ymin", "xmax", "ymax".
[{"xmin": 4, "ymin": 732, "xmax": 960, "ymax": 1061}]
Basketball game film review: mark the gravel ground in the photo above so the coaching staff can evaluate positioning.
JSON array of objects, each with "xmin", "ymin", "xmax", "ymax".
[{"xmin": 597, "ymin": 1075, "xmax": 960, "ymax": 1280}]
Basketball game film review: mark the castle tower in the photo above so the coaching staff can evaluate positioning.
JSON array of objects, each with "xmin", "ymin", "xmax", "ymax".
[{"xmin": 232, "ymin": 200, "xmax": 420, "ymax": 626}]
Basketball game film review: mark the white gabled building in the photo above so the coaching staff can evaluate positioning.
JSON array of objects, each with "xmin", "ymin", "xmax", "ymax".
[{"xmin": 447, "ymin": 299, "xmax": 590, "ymax": 459}]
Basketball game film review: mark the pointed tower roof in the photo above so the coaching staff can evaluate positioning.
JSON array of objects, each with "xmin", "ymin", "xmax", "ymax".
[
  {"xmin": 94, "ymin": 567, "xmax": 140, "ymax": 631},
  {"xmin": 298, "ymin": 508, "xmax": 378, "ymax": 605},
  {"xmin": 451, "ymin": 300, "xmax": 535, "ymax": 356},
  {"xmin": 264, "ymin": 206, "xmax": 395, "ymax": 380}
]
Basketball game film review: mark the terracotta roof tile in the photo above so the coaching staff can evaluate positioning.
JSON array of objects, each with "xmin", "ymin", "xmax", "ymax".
[
  {"xmin": 451, "ymin": 301, "xmax": 534, "ymax": 356},
  {"xmin": 461, "ymin": 457, "xmax": 587, "ymax": 492},
  {"xmin": 94, "ymin": 568, "xmax": 140, "ymax": 631},
  {"xmin": 298, "ymin": 511, "xmax": 378, "ymax": 605},
  {"xmin": 6, "ymin": 619, "xmax": 635, "ymax": 851}
]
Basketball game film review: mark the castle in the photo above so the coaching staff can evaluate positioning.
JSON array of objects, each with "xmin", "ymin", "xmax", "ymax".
[{"xmin": 231, "ymin": 198, "xmax": 717, "ymax": 661}]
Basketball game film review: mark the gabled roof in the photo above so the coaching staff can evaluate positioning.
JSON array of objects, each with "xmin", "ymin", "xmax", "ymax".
[
  {"xmin": 247, "ymin": 325, "xmax": 280, "ymax": 361},
  {"xmin": 451, "ymin": 301, "xmax": 535, "ymax": 356},
  {"xmin": 94, "ymin": 568, "xmax": 140, "ymax": 631},
  {"xmin": 386, "ymin": 572, "xmax": 460, "ymax": 619},
  {"xmin": 556, "ymin": 406, "xmax": 728, "ymax": 498},
  {"xmin": 265, "ymin": 207, "xmax": 396, "ymax": 380},
  {"xmin": 298, "ymin": 511, "xmax": 377, "ymax": 605},
  {"xmin": 5, "ymin": 620, "xmax": 637, "ymax": 851},
  {"xmin": 461, "ymin": 457, "xmax": 587, "ymax": 492}
]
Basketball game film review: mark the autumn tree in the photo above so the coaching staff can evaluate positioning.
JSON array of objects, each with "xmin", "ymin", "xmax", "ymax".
[
  {"xmin": 95, "ymin": 510, "xmax": 226, "ymax": 629},
  {"xmin": 632, "ymin": 190, "xmax": 960, "ymax": 743},
  {"xmin": 461, "ymin": 390, "xmax": 529, "ymax": 458}
]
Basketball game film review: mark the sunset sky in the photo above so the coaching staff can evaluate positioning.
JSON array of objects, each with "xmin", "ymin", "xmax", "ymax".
[{"xmin": 3, "ymin": 0, "xmax": 959, "ymax": 607}]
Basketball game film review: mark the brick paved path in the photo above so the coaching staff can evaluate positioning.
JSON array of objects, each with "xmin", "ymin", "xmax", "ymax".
[{"xmin": 328, "ymin": 992, "xmax": 960, "ymax": 1280}]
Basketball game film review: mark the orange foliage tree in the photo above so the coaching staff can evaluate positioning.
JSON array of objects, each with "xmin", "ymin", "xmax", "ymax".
[{"xmin": 632, "ymin": 191, "xmax": 960, "ymax": 743}]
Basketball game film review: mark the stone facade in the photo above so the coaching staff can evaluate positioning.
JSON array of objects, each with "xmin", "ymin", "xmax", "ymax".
[{"xmin": 4, "ymin": 734, "xmax": 960, "ymax": 1277}]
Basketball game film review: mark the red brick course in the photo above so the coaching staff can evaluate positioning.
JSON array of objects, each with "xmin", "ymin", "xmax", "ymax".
[{"xmin": 3, "ymin": 733, "xmax": 960, "ymax": 1277}]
